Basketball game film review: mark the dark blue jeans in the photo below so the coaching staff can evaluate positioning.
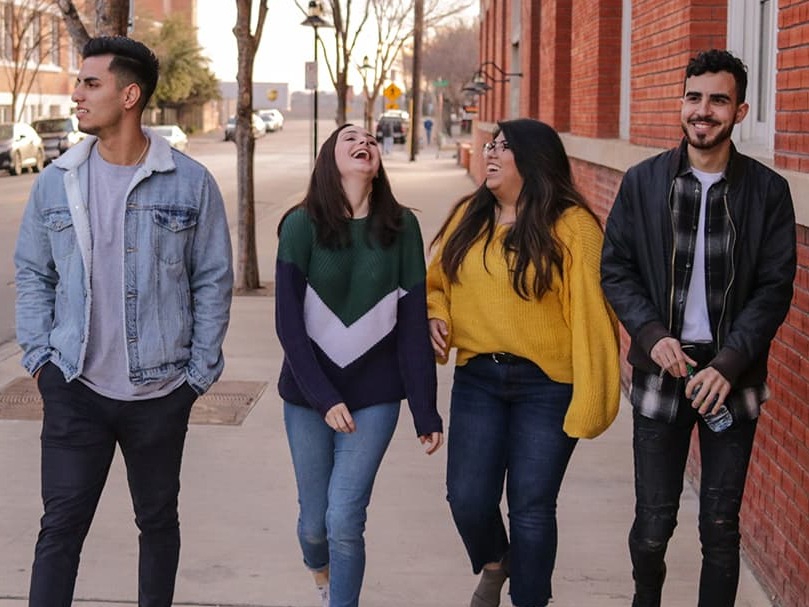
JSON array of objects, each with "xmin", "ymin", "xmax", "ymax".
[
  {"xmin": 446, "ymin": 355, "xmax": 577, "ymax": 607},
  {"xmin": 29, "ymin": 362, "xmax": 196, "ymax": 607},
  {"xmin": 629, "ymin": 406, "xmax": 757, "ymax": 607}
]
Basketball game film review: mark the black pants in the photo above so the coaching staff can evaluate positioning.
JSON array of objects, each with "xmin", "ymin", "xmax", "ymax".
[
  {"xmin": 29, "ymin": 362, "xmax": 196, "ymax": 607},
  {"xmin": 629, "ymin": 404, "xmax": 757, "ymax": 607}
]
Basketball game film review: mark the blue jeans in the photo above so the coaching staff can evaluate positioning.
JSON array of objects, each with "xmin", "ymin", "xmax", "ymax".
[
  {"xmin": 29, "ymin": 362, "xmax": 196, "ymax": 607},
  {"xmin": 446, "ymin": 355, "xmax": 577, "ymax": 607},
  {"xmin": 284, "ymin": 401, "xmax": 400, "ymax": 607},
  {"xmin": 629, "ymin": 407, "xmax": 757, "ymax": 607}
]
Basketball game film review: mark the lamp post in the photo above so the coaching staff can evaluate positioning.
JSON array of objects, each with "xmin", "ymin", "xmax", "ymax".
[
  {"xmin": 357, "ymin": 55, "xmax": 372, "ymax": 131},
  {"xmin": 301, "ymin": 1, "xmax": 332, "ymax": 164}
]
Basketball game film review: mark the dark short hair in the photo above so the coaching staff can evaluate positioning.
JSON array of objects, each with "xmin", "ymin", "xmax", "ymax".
[
  {"xmin": 82, "ymin": 36, "xmax": 159, "ymax": 109},
  {"xmin": 685, "ymin": 49, "xmax": 748, "ymax": 104}
]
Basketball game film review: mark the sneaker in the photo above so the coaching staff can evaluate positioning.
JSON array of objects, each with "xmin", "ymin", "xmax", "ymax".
[{"xmin": 317, "ymin": 584, "xmax": 329, "ymax": 607}]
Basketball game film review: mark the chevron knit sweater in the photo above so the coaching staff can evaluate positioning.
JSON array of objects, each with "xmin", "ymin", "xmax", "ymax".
[
  {"xmin": 427, "ymin": 204, "xmax": 620, "ymax": 439},
  {"xmin": 275, "ymin": 207, "xmax": 442, "ymax": 437}
]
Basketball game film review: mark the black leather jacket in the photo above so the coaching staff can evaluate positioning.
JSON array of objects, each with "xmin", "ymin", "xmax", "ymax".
[{"xmin": 601, "ymin": 139, "xmax": 796, "ymax": 388}]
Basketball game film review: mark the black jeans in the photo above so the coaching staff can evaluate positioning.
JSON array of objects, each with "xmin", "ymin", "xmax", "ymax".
[
  {"xmin": 629, "ymin": 405, "xmax": 757, "ymax": 607},
  {"xmin": 29, "ymin": 362, "xmax": 196, "ymax": 607}
]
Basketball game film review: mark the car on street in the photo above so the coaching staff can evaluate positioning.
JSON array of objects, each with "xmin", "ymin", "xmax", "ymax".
[
  {"xmin": 32, "ymin": 115, "xmax": 86, "ymax": 163},
  {"xmin": 224, "ymin": 114, "xmax": 266, "ymax": 141},
  {"xmin": 152, "ymin": 124, "xmax": 189, "ymax": 153},
  {"xmin": 375, "ymin": 114, "xmax": 408, "ymax": 144},
  {"xmin": 0, "ymin": 122, "xmax": 45, "ymax": 176},
  {"xmin": 258, "ymin": 109, "xmax": 285, "ymax": 132}
]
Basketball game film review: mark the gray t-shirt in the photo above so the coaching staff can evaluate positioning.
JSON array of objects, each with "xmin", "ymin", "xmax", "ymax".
[{"xmin": 79, "ymin": 143, "xmax": 184, "ymax": 400}]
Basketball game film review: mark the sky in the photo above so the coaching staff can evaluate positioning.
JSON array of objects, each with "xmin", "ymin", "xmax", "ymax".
[
  {"xmin": 196, "ymin": 1, "xmax": 479, "ymax": 94},
  {"xmin": 196, "ymin": 2, "xmax": 368, "ymax": 93}
]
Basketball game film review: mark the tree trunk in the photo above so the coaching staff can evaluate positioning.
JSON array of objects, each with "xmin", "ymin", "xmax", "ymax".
[
  {"xmin": 232, "ymin": 0, "xmax": 266, "ymax": 292},
  {"xmin": 94, "ymin": 0, "xmax": 128, "ymax": 36},
  {"xmin": 56, "ymin": 0, "xmax": 91, "ymax": 49},
  {"xmin": 335, "ymin": 72, "xmax": 348, "ymax": 126},
  {"xmin": 410, "ymin": 0, "xmax": 424, "ymax": 161}
]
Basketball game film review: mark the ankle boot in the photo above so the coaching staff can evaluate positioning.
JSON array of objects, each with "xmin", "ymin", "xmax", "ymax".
[{"xmin": 470, "ymin": 565, "xmax": 508, "ymax": 607}]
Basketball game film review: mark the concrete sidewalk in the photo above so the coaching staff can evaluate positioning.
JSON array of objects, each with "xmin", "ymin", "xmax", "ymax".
[{"xmin": 0, "ymin": 149, "xmax": 772, "ymax": 606}]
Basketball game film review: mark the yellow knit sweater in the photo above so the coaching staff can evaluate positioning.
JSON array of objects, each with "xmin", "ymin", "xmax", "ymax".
[{"xmin": 427, "ymin": 205, "xmax": 620, "ymax": 438}]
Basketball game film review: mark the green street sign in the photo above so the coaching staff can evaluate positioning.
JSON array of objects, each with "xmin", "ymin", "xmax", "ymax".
[{"xmin": 434, "ymin": 79, "xmax": 449, "ymax": 87}]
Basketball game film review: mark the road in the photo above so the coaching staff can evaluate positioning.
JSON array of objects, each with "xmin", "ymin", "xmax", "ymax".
[{"xmin": 0, "ymin": 118, "xmax": 336, "ymax": 350}]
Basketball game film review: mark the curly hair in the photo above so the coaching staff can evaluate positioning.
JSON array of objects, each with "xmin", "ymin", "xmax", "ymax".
[{"xmin": 685, "ymin": 49, "xmax": 748, "ymax": 103}]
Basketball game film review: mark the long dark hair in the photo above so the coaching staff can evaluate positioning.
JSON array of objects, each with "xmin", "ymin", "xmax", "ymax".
[
  {"xmin": 431, "ymin": 119, "xmax": 600, "ymax": 299},
  {"xmin": 278, "ymin": 123, "xmax": 402, "ymax": 248}
]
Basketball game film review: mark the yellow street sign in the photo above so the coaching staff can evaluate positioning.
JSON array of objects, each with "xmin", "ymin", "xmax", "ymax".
[
  {"xmin": 383, "ymin": 83, "xmax": 402, "ymax": 101},
  {"xmin": 385, "ymin": 102, "xmax": 399, "ymax": 110}
]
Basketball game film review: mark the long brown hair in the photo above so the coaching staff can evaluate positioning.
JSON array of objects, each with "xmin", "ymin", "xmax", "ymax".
[
  {"xmin": 431, "ymin": 119, "xmax": 600, "ymax": 299},
  {"xmin": 278, "ymin": 123, "xmax": 403, "ymax": 248}
]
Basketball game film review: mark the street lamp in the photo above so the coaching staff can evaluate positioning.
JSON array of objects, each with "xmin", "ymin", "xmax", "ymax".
[
  {"xmin": 357, "ymin": 55, "xmax": 373, "ymax": 131},
  {"xmin": 301, "ymin": 1, "xmax": 332, "ymax": 163}
]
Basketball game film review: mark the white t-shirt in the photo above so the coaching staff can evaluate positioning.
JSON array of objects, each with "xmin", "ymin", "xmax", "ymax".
[{"xmin": 681, "ymin": 168, "xmax": 723, "ymax": 343}]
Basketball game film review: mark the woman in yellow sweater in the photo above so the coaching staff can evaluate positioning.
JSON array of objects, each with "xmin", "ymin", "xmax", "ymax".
[{"xmin": 427, "ymin": 119, "xmax": 620, "ymax": 607}]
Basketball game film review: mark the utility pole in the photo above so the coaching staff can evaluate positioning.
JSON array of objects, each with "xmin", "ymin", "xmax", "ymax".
[{"xmin": 409, "ymin": 0, "xmax": 423, "ymax": 161}]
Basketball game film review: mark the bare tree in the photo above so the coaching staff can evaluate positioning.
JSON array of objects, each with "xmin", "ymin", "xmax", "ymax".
[
  {"xmin": 232, "ymin": 0, "xmax": 269, "ymax": 292},
  {"xmin": 55, "ymin": 0, "xmax": 129, "ymax": 49},
  {"xmin": 297, "ymin": 0, "xmax": 472, "ymax": 126},
  {"xmin": 419, "ymin": 19, "xmax": 479, "ymax": 112},
  {"xmin": 1, "ymin": 0, "xmax": 57, "ymax": 121}
]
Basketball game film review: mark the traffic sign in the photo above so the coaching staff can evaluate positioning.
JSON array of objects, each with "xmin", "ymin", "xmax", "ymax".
[
  {"xmin": 383, "ymin": 83, "xmax": 402, "ymax": 101},
  {"xmin": 434, "ymin": 79, "xmax": 449, "ymax": 87},
  {"xmin": 385, "ymin": 101, "xmax": 399, "ymax": 110}
]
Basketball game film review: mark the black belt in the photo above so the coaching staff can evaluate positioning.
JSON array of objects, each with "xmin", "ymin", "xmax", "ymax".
[{"xmin": 487, "ymin": 352, "xmax": 531, "ymax": 365}]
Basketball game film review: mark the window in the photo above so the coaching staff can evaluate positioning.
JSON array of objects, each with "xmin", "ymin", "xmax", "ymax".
[
  {"xmin": 619, "ymin": 0, "xmax": 632, "ymax": 139},
  {"xmin": 50, "ymin": 15, "xmax": 59, "ymax": 66},
  {"xmin": 1, "ymin": 3, "xmax": 13, "ymax": 61},
  {"xmin": 510, "ymin": 0, "xmax": 521, "ymax": 119},
  {"xmin": 727, "ymin": 0, "xmax": 776, "ymax": 156}
]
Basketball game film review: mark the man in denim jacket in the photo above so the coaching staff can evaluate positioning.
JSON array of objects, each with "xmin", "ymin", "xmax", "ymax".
[{"xmin": 14, "ymin": 37, "xmax": 232, "ymax": 607}]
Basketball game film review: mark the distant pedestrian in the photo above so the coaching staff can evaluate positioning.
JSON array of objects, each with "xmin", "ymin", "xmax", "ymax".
[
  {"xmin": 275, "ymin": 123, "xmax": 443, "ymax": 607},
  {"xmin": 601, "ymin": 49, "xmax": 797, "ymax": 607},
  {"xmin": 14, "ymin": 36, "xmax": 233, "ymax": 607},
  {"xmin": 424, "ymin": 117, "xmax": 434, "ymax": 145},
  {"xmin": 427, "ymin": 118, "xmax": 620, "ymax": 607},
  {"xmin": 380, "ymin": 118, "xmax": 394, "ymax": 155}
]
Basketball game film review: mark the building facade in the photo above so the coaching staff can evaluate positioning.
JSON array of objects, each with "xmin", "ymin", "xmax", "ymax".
[{"xmin": 471, "ymin": 2, "xmax": 808, "ymax": 606}]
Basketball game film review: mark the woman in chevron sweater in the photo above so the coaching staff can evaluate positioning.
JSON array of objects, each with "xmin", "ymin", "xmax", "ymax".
[
  {"xmin": 427, "ymin": 119, "xmax": 620, "ymax": 607},
  {"xmin": 275, "ymin": 124, "xmax": 444, "ymax": 607}
]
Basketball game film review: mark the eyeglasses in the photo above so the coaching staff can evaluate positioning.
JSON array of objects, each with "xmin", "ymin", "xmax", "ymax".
[{"xmin": 483, "ymin": 140, "xmax": 510, "ymax": 155}]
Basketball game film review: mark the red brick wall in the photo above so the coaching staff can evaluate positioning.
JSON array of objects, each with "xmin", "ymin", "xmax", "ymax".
[
  {"xmin": 521, "ymin": 1, "xmax": 542, "ymax": 118},
  {"xmin": 538, "ymin": 0, "xmax": 572, "ymax": 130},
  {"xmin": 775, "ymin": 0, "xmax": 809, "ymax": 171},
  {"xmin": 570, "ymin": 0, "xmax": 622, "ymax": 137},
  {"xmin": 629, "ymin": 1, "xmax": 727, "ymax": 147},
  {"xmin": 738, "ymin": 225, "xmax": 809, "ymax": 607}
]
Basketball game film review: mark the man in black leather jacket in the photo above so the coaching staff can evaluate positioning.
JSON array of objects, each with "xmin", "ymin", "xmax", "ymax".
[{"xmin": 601, "ymin": 49, "xmax": 796, "ymax": 607}]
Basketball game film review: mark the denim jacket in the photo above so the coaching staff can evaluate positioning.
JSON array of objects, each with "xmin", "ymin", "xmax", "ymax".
[{"xmin": 14, "ymin": 130, "xmax": 233, "ymax": 394}]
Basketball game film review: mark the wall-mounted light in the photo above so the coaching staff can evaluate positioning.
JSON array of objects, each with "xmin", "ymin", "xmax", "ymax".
[{"xmin": 462, "ymin": 61, "xmax": 523, "ymax": 95}]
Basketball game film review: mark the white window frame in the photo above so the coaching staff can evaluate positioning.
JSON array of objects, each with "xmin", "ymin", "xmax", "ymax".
[{"xmin": 727, "ymin": 0, "xmax": 777, "ymax": 157}]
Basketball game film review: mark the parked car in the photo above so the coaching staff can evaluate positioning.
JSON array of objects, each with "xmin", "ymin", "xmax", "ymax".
[
  {"xmin": 375, "ymin": 115, "xmax": 407, "ymax": 144},
  {"xmin": 258, "ymin": 109, "xmax": 285, "ymax": 132},
  {"xmin": 224, "ymin": 114, "xmax": 266, "ymax": 141},
  {"xmin": 32, "ymin": 115, "xmax": 86, "ymax": 162},
  {"xmin": 0, "ymin": 122, "xmax": 45, "ymax": 176},
  {"xmin": 152, "ymin": 124, "xmax": 189, "ymax": 153}
]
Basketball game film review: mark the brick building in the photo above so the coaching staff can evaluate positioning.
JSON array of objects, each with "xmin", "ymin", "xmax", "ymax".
[
  {"xmin": 470, "ymin": 2, "xmax": 808, "ymax": 606},
  {"xmin": 0, "ymin": 0, "xmax": 196, "ymax": 124}
]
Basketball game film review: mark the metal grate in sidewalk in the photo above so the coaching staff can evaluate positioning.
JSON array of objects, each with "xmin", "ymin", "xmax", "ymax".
[{"xmin": 0, "ymin": 378, "xmax": 267, "ymax": 425}]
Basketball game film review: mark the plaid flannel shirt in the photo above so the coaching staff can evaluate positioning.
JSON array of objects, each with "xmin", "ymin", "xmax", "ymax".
[{"xmin": 630, "ymin": 166, "xmax": 769, "ymax": 423}]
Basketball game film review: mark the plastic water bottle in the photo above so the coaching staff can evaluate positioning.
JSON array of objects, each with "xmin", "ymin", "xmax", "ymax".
[{"xmin": 686, "ymin": 364, "xmax": 733, "ymax": 433}]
